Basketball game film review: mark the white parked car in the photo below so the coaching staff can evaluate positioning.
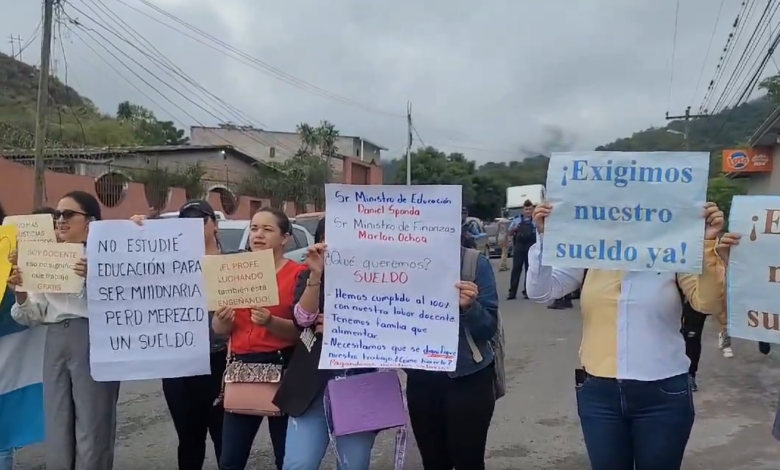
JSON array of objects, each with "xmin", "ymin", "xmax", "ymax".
[{"xmin": 218, "ymin": 219, "xmax": 314, "ymax": 262}]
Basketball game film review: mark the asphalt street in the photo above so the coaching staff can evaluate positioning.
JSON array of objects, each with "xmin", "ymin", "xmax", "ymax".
[{"xmin": 15, "ymin": 262, "xmax": 780, "ymax": 469}]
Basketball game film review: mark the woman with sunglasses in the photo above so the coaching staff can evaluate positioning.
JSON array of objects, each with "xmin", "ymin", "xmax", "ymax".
[
  {"xmin": 9, "ymin": 191, "xmax": 121, "ymax": 470},
  {"xmin": 131, "ymin": 200, "xmax": 227, "ymax": 470}
]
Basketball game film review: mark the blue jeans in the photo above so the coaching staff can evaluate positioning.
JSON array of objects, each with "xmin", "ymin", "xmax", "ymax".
[
  {"xmin": 576, "ymin": 373, "xmax": 694, "ymax": 470},
  {"xmin": 282, "ymin": 393, "xmax": 376, "ymax": 470},
  {"xmin": 0, "ymin": 448, "xmax": 14, "ymax": 470}
]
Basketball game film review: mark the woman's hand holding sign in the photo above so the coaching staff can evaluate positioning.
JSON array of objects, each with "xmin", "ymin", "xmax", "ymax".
[
  {"xmin": 703, "ymin": 202, "xmax": 725, "ymax": 240},
  {"xmin": 305, "ymin": 243, "xmax": 327, "ymax": 276},
  {"xmin": 250, "ymin": 307, "xmax": 272, "ymax": 326},
  {"xmin": 716, "ymin": 233, "xmax": 741, "ymax": 264},
  {"xmin": 74, "ymin": 258, "xmax": 88, "ymax": 278},
  {"xmin": 533, "ymin": 203, "xmax": 552, "ymax": 234},
  {"xmin": 457, "ymin": 281, "xmax": 479, "ymax": 308}
]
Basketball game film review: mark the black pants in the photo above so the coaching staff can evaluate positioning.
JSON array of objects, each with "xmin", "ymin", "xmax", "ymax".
[
  {"xmin": 219, "ymin": 413, "xmax": 287, "ymax": 470},
  {"xmin": 162, "ymin": 350, "xmax": 227, "ymax": 470},
  {"xmin": 681, "ymin": 311, "xmax": 707, "ymax": 377},
  {"xmin": 407, "ymin": 364, "xmax": 496, "ymax": 470},
  {"xmin": 508, "ymin": 244, "xmax": 530, "ymax": 296}
]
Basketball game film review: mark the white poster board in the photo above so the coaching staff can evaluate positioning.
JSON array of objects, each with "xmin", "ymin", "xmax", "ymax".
[
  {"xmin": 319, "ymin": 184, "xmax": 462, "ymax": 371},
  {"xmin": 86, "ymin": 219, "xmax": 210, "ymax": 381},
  {"xmin": 727, "ymin": 195, "xmax": 780, "ymax": 343},
  {"xmin": 543, "ymin": 151, "xmax": 710, "ymax": 272}
]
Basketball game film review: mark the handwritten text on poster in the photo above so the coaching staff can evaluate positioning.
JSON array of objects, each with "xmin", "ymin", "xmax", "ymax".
[
  {"xmin": 4, "ymin": 214, "xmax": 57, "ymax": 243},
  {"xmin": 201, "ymin": 250, "xmax": 279, "ymax": 310},
  {"xmin": 542, "ymin": 151, "xmax": 710, "ymax": 272},
  {"xmin": 86, "ymin": 219, "xmax": 210, "ymax": 382},
  {"xmin": 320, "ymin": 184, "xmax": 462, "ymax": 371},
  {"xmin": 17, "ymin": 242, "xmax": 84, "ymax": 293},
  {"xmin": 727, "ymin": 196, "xmax": 780, "ymax": 343}
]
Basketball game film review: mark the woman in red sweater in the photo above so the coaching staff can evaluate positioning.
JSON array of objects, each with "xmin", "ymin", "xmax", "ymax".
[{"xmin": 212, "ymin": 208, "xmax": 307, "ymax": 470}]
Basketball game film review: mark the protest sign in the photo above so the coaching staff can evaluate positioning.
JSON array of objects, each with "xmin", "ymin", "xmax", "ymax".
[
  {"xmin": 85, "ymin": 219, "xmax": 210, "ymax": 381},
  {"xmin": 542, "ymin": 151, "xmax": 710, "ymax": 273},
  {"xmin": 201, "ymin": 250, "xmax": 279, "ymax": 310},
  {"xmin": 0, "ymin": 226, "xmax": 17, "ymax": 286},
  {"xmin": 319, "ymin": 184, "xmax": 462, "ymax": 371},
  {"xmin": 726, "ymin": 196, "xmax": 780, "ymax": 343},
  {"xmin": 17, "ymin": 242, "xmax": 84, "ymax": 293},
  {"xmin": 3, "ymin": 214, "xmax": 56, "ymax": 244}
]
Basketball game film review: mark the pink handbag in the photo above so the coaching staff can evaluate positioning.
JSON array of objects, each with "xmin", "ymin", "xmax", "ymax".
[{"xmin": 221, "ymin": 341, "xmax": 283, "ymax": 416}]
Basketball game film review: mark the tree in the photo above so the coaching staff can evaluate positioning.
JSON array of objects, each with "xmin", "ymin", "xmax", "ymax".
[
  {"xmin": 116, "ymin": 101, "xmax": 189, "ymax": 146},
  {"xmin": 759, "ymin": 74, "xmax": 780, "ymax": 103},
  {"xmin": 237, "ymin": 121, "xmax": 336, "ymax": 210}
]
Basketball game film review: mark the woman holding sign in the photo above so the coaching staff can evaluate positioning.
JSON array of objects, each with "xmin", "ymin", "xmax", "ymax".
[
  {"xmin": 525, "ymin": 201, "xmax": 732, "ymax": 470},
  {"xmin": 9, "ymin": 191, "xmax": 121, "ymax": 470},
  {"xmin": 211, "ymin": 208, "xmax": 306, "ymax": 470},
  {"xmin": 274, "ymin": 217, "xmax": 380, "ymax": 470}
]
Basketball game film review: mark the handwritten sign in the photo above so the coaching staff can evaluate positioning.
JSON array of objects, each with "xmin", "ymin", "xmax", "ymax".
[
  {"xmin": 17, "ymin": 242, "xmax": 84, "ymax": 293},
  {"xmin": 726, "ymin": 196, "xmax": 780, "ymax": 343},
  {"xmin": 86, "ymin": 219, "xmax": 210, "ymax": 381},
  {"xmin": 201, "ymin": 250, "xmax": 279, "ymax": 310},
  {"xmin": 542, "ymin": 151, "xmax": 709, "ymax": 272},
  {"xmin": 4, "ymin": 214, "xmax": 56, "ymax": 243},
  {"xmin": 0, "ymin": 225, "xmax": 17, "ymax": 286},
  {"xmin": 320, "ymin": 184, "xmax": 462, "ymax": 371}
]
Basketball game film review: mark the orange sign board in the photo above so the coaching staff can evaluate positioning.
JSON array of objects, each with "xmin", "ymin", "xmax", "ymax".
[{"xmin": 722, "ymin": 148, "xmax": 773, "ymax": 173}]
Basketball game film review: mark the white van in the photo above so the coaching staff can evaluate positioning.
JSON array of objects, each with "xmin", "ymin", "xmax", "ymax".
[{"xmin": 505, "ymin": 184, "xmax": 545, "ymax": 218}]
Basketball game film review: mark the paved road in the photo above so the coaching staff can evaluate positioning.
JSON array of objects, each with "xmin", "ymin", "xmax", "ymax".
[{"xmin": 15, "ymin": 263, "xmax": 780, "ymax": 469}]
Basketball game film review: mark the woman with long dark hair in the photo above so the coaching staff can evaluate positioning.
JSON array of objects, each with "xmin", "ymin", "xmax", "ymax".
[
  {"xmin": 9, "ymin": 191, "xmax": 121, "ymax": 470},
  {"xmin": 274, "ymin": 217, "xmax": 378, "ymax": 470}
]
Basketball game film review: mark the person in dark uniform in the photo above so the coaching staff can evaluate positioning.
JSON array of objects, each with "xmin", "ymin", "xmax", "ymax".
[{"xmin": 507, "ymin": 200, "xmax": 536, "ymax": 300}]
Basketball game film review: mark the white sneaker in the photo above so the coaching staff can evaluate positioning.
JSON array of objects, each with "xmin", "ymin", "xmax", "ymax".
[{"xmin": 723, "ymin": 347, "xmax": 734, "ymax": 358}]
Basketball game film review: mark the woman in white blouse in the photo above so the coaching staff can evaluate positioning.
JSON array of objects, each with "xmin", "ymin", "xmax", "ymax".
[
  {"xmin": 8, "ymin": 191, "xmax": 120, "ymax": 470},
  {"xmin": 525, "ymin": 201, "xmax": 732, "ymax": 470}
]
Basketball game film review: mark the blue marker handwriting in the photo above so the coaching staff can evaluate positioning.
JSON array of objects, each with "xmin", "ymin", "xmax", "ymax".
[
  {"xmin": 561, "ymin": 159, "xmax": 694, "ymax": 188},
  {"xmin": 333, "ymin": 190, "xmax": 453, "ymax": 205},
  {"xmin": 556, "ymin": 239, "xmax": 689, "ymax": 269},
  {"xmin": 574, "ymin": 204, "xmax": 674, "ymax": 223},
  {"xmin": 326, "ymin": 249, "xmax": 433, "ymax": 271}
]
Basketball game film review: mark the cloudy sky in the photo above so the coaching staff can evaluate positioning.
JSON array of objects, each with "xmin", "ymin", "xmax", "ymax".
[{"xmin": 2, "ymin": 0, "xmax": 777, "ymax": 162}]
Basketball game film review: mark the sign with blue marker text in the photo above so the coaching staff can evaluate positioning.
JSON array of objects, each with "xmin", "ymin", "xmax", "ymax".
[
  {"xmin": 542, "ymin": 151, "xmax": 709, "ymax": 272},
  {"xmin": 319, "ymin": 184, "xmax": 462, "ymax": 371},
  {"xmin": 86, "ymin": 219, "xmax": 211, "ymax": 382},
  {"xmin": 726, "ymin": 196, "xmax": 780, "ymax": 343}
]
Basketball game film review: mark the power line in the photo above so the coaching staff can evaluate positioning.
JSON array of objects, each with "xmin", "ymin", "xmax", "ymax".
[
  {"xmin": 692, "ymin": 0, "xmax": 726, "ymax": 105},
  {"xmin": 63, "ymin": 0, "xmax": 300, "ymax": 155},
  {"xmin": 700, "ymin": 0, "xmax": 751, "ymax": 113},
  {"xmin": 115, "ymin": 0, "xmax": 405, "ymax": 119},
  {"xmin": 710, "ymin": 0, "xmax": 777, "ymax": 114}
]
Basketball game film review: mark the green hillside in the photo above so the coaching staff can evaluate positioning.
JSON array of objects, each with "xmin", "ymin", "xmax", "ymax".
[
  {"xmin": 0, "ymin": 52, "xmax": 188, "ymax": 148},
  {"xmin": 382, "ymin": 97, "xmax": 778, "ymax": 218}
]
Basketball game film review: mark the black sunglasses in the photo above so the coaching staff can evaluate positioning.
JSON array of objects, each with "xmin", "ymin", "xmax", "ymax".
[{"xmin": 54, "ymin": 209, "xmax": 89, "ymax": 220}]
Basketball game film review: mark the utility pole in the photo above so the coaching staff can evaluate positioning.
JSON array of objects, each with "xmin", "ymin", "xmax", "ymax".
[
  {"xmin": 405, "ymin": 101, "xmax": 412, "ymax": 185},
  {"xmin": 33, "ymin": 0, "xmax": 55, "ymax": 210},
  {"xmin": 664, "ymin": 106, "xmax": 708, "ymax": 151},
  {"xmin": 8, "ymin": 35, "xmax": 15, "ymax": 59}
]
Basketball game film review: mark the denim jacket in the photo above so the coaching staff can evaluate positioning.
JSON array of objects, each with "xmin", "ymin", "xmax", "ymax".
[{"xmin": 407, "ymin": 252, "xmax": 499, "ymax": 380}]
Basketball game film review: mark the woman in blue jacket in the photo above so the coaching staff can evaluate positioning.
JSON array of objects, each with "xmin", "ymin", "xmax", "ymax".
[{"xmin": 405, "ymin": 247, "xmax": 499, "ymax": 470}]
